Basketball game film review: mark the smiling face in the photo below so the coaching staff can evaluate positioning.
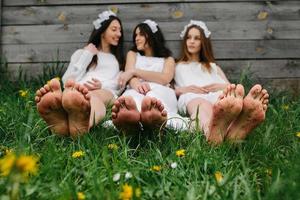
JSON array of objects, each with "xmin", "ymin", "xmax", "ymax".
[
  {"xmin": 101, "ymin": 19, "xmax": 122, "ymax": 46},
  {"xmin": 186, "ymin": 27, "xmax": 202, "ymax": 55},
  {"xmin": 134, "ymin": 27, "xmax": 149, "ymax": 51}
]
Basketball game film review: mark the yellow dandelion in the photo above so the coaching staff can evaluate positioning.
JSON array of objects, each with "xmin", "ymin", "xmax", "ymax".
[
  {"xmin": 77, "ymin": 192, "xmax": 86, "ymax": 200},
  {"xmin": 108, "ymin": 143, "xmax": 118, "ymax": 150},
  {"xmin": 214, "ymin": 171, "xmax": 224, "ymax": 184},
  {"xmin": 119, "ymin": 184, "xmax": 133, "ymax": 200},
  {"xmin": 135, "ymin": 187, "xmax": 141, "ymax": 198},
  {"xmin": 72, "ymin": 151, "xmax": 84, "ymax": 158},
  {"xmin": 15, "ymin": 155, "xmax": 39, "ymax": 175},
  {"xmin": 176, "ymin": 149, "xmax": 185, "ymax": 157},
  {"xmin": 150, "ymin": 165, "xmax": 161, "ymax": 172},
  {"xmin": 281, "ymin": 105, "xmax": 289, "ymax": 110},
  {"xmin": 19, "ymin": 89, "xmax": 29, "ymax": 98},
  {"xmin": 5, "ymin": 148, "xmax": 13, "ymax": 155},
  {"xmin": 296, "ymin": 132, "xmax": 300, "ymax": 138},
  {"xmin": 266, "ymin": 168, "xmax": 272, "ymax": 177},
  {"xmin": 0, "ymin": 153, "xmax": 16, "ymax": 176}
]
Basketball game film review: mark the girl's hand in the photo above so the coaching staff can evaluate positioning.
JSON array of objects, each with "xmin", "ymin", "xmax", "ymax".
[
  {"xmin": 176, "ymin": 85, "xmax": 209, "ymax": 96},
  {"xmin": 133, "ymin": 82, "xmax": 151, "ymax": 94},
  {"xmin": 118, "ymin": 70, "xmax": 135, "ymax": 88},
  {"xmin": 84, "ymin": 78, "xmax": 102, "ymax": 90},
  {"xmin": 202, "ymin": 83, "xmax": 227, "ymax": 92},
  {"xmin": 84, "ymin": 43, "xmax": 99, "ymax": 55}
]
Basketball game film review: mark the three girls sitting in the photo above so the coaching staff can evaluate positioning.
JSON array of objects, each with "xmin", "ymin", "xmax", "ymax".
[{"xmin": 35, "ymin": 11, "xmax": 269, "ymax": 144}]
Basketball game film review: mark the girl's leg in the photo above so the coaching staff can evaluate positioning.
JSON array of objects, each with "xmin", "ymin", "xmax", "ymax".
[
  {"xmin": 88, "ymin": 88, "xmax": 114, "ymax": 128},
  {"xmin": 187, "ymin": 98, "xmax": 214, "ymax": 136},
  {"xmin": 35, "ymin": 78, "xmax": 69, "ymax": 136}
]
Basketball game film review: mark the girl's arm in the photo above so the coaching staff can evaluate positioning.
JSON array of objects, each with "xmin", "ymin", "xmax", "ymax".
[
  {"xmin": 216, "ymin": 65, "xmax": 230, "ymax": 83},
  {"xmin": 133, "ymin": 57, "xmax": 175, "ymax": 85},
  {"xmin": 201, "ymin": 65, "xmax": 230, "ymax": 92},
  {"xmin": 62, "ymin": 44, "xmax": 98, "ymax": 84}
]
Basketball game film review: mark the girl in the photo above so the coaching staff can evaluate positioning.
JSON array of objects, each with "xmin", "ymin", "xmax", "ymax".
[
  {"xmin": 175, "ymin": 20, "xmax": 269, "ymax": 144},
  {"xmin": 35, "ymin": 10, "xmax": 124, "ymax": 137},
  {"xmin": 112, "ymin": 19, "xmax": 187, "ymax": 133}
]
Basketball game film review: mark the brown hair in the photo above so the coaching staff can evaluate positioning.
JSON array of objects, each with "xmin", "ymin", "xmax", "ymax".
[
  {"xmin": 87, "ymin": 16, "xmax": 124, "ymax": 70},
  {"xmin": 177, "ymin": 25, "xmax": 215, "ymax": 72}
]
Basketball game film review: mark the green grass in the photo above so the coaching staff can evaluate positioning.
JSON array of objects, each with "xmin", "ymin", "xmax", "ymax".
[{"xmin": 0, "ymin": 66, "xmax": 299, "ymax": 199}]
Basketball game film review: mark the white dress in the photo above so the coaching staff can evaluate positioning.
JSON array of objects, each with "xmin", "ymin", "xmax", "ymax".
[
  {"xmin": 175, "ymin": 62, "xmax": 227, "ymax": 113},
  {"xmin": 62, "ymin": 49, "xmax": 121, "ymax": 97},
  {"xmin": 122, "ymin": 53, "xmax": 188, "ymax": 130}
]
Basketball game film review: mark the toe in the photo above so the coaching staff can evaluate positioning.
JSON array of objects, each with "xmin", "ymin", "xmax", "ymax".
[
  {"xmin": 40, "ymin": 87, "xmax": 47, "ymax": 94},
  {"xmin": 236, "ymin": 84, "xmax": 245, "ymax": 98},
  {"xmin": 36, "ymin": 89, "xmax": 42, "ymax": 97},
  {"xmin": 64, "ymin": 79, "xmax": 75, "ymax": 88},
  {"xmin": 230, "ymin": 84, "xmax": 236, "ymax": 96},
  {"xmin": 35, "ymin": 96, "xmax": 40, "ymax": 103},
  {"xmin": 49, "ymin": 78, "xmax": 61, "ymax": 91}
]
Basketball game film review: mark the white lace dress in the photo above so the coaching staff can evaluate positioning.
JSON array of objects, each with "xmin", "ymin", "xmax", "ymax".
[
  {"xmin": 122, "ymin": 53, "xmax": 188, "ymax": 130},
  {"xmin": 62, "ymin": 49, "xmax": 121, "ymax": 97},
  {"xmin": 175, "ymin": 62, "xmax": 227, "ymax": 113}
]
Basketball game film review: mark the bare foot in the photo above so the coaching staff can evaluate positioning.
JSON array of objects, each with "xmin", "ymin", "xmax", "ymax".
[
  {"xmin": 112, "ymin": 96, "xmax": 141, "ymax": 134},
  {"xmin": 35, "ymin": 78, "xmax": 69, "ymax": 136},
  {"xmin": 62, "ymin": 80, "xmax": 91, "ymax": 137},
  {"xmin": 226, "ymin": 84, "xmax": 269, "ymax": 141},
  {"xmin": 140, "ymin": 97, "xmax": 167, "ymax": 130},
  {"xmin": 207, "ymin": 84, "xmax": 244, "ymax": 144}
]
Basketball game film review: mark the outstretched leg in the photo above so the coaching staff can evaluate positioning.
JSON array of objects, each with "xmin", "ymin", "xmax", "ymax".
[
  {"xmin": 62, "ymin": 80, "xmax": 90, "ymax": 137},
  {"xmin": 226, "ymin": 84, "xmax": 269, "ymax": 141},
  {"xmin": 140, "ymin": 97, "xmax": 167, "ymax": 130},
  {"xmin": 112, "ymin": 96, "xmax": 141, "ymax": 134},
  {"xmin": 35, "ymin": 78, "xmax": 69, "ymax": 136},
  {"xmin": 207, "ymin": 84, "xmax": 245, "ymax": 144}
]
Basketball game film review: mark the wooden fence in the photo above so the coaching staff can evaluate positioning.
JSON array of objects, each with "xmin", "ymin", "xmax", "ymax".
[{"xmin": 1, "ymin": 0, "xmax": 300, "ymax": 94}]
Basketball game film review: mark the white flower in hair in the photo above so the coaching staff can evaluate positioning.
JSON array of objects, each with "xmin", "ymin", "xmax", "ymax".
[
  {"xmin": 93, "ymin": 10, "xmax": 116, "ymax": 30},
  {"xmin": 143, "ymin": 19, "xmax": 158, "ymax": 33},
  {"xmin": 180, "ymin": 20, "xmax": 211, "ymax": 38}
]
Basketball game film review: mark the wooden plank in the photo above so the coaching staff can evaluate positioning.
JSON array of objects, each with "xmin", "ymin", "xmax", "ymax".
[
  {"xmin": 261, "ymin": 78, "xmax": 300, "ymax": 97},
  {"xmin": 2, "ymin": 40, "xmax": 300, "ymax": 63},
  {"xmin": 7, "ymin": 59, "xmax": 300, "ymax": 80},
  {"xmin": 2, "ymin": 0, "xmax": 275, "ymax": 6},
  {"xmin": 218, "ymin": 60, "xmax": 300, "ymax": 79},
  {"xmin": 2, "ymin": 1, "xmax": 300, "ymax": 25},
  {"xmin": 7, "ymin": 62, "xmax": 300, "ymax": 96},
  {"xmin": 2, "ymin": 20, "xmax": 300, "ymax": 45}
]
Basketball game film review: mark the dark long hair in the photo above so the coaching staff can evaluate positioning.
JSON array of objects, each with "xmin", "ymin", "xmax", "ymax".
[
  {"xmin": 178, "ymin": 25, "xmax": 215, "ymax": 71},
  {"xmin": 87, "ymin": 16, "xmax": 124, "ymax": 70},
  {"xmin": 131, "ymin": 22, "xmax": 172, "ymax": 58}
]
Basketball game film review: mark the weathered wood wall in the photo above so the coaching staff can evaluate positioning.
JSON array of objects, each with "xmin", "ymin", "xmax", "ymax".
[{"xmin": 1, "ymin": 0, "xmax": 300, "ymax": 94}]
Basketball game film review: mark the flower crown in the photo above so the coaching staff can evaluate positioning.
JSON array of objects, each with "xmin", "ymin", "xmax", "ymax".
[
  {"xmin": 180, "ymin": 20, "xmax": 211, "ymax": 38},
  {"xmin": 93, "ymin": 10, "xmax": 116, "ymax": 30},
  {"xmin": 143, "ymin": 19, "xmax": 158, "ymax": 33}
]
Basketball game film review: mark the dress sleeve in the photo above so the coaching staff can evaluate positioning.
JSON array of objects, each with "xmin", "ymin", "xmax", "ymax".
[{"xmin": 62, "ymin": 49, "xmax": 94, "ymax": 84}]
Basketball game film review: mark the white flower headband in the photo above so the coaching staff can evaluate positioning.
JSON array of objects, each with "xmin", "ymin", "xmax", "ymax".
[
  {"xmin": 93, "ymin": 10, "xmax": 116, "ymax": 30},
  {"xmin": 180, "ymin": 20, "xmax": 211, "ymax": 38},
  {"xmin": 143, "ymin": 19, "xmax": 158, "ymax": 33}
]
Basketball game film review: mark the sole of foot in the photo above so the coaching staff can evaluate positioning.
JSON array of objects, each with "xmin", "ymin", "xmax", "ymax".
[
  {"xmin": 112, "ymin": 96, "xmax": 141, "ymax": 135},
  {"xmin": 35, "ymin": 78, "xmax": 69, "ymax": 136},
  {"xmin": 62, "ymin": 80, "xmax": 91, "ymax": 137},
  {"xmin": 140, "ymin": 96, "xmax": 167, "ymax": 130},
  {"xmin": 207, "ymin": 84, "xmax": 244, "ymax": 144},
  {"xmin": 226, "ymin": 84, "xmax": 269, "ymax": 141}
]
